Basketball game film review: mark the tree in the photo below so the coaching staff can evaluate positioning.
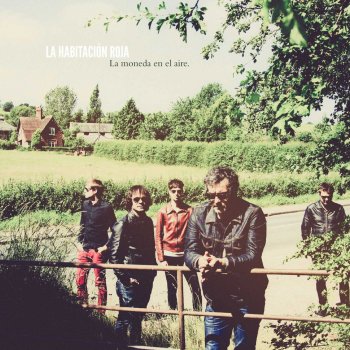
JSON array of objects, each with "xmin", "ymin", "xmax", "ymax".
[
  {"xmin": 2, "ymin": 101, "xmax": 14, "ymax": 112},
  {"xmin": 31, "ymin": 129, "xmax": 42, "ymax": 149},
  {"xmin": 105, "ymin": 1, "xmax": 350, "ymax": 188},
  {"xmin": 44, "ymin": 86, "xmax": 77, "ymax": 129},
  {"xmin": 139, "ymin": 112, "xmax": 171, "ymax": 140},
  {"xmin": 7, "ymin": 104, "xmax": 35, "ymax": 126},
  {"xmin": 73, "ymin": 108, "xmax": 84, "ymax": 123},
  {"xmin": 113, "ymin": 99, "xmax": 144, "ymax": 139},
  {"xmin": 86, "ymin": 84, "xmax": 103, "ymax": 123}
]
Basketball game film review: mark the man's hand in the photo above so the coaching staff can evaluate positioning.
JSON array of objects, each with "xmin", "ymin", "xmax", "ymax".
[
  {"xmin": 198, "ymin": 251, "xmax": 228, "ymax": 281},
  {"xmin": 97, "ymin": 245, "xmax": 108, "ymax": 254},
  {"xmin": 159, "ymin": 260, "xmax": 168, "ymax": 266}
]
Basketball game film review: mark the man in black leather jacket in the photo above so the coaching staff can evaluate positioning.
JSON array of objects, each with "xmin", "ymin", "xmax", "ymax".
[
  {"xmin": 108, "ymin": 185, "xmax": 156, "ymax": 349},
  {"xmin": 185, "ymin": 166, "xmax": 268, "ymax": 350},
  {"xmin": 301, "ymin": 182, "xmax": 348, "ymax": 308}
]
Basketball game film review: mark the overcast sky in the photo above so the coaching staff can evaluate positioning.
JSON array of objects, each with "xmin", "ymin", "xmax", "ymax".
[
  {"xmin": 0, "ymin": 0, "xmax": 275, "ymax": 114},
  {"xmin": 0, "ymin": 0, "xmax": 331, "ymax": 122}
]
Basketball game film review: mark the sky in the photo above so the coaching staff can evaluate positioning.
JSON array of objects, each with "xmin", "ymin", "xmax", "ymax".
[
  {"xmin": 0, "ymin": 0, "xmax": 274, "ymax": 115},
  {"xmin": 0, "ymin": 0, "xmax": 331, "ymax": 122}
]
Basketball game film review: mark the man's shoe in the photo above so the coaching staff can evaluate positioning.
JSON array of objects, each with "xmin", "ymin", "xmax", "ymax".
[{"xmin": 315, "ymin": 308, "xmax": 327, "ymax": 317}]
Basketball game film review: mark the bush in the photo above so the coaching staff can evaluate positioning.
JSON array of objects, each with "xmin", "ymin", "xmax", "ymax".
[
  {"xmin": 94, "ymin": 140, "xmax": 315, "ymax": 173},
  {"xmin": 0, "ymin": 140, "xmax": 16, "ymax": 150},
  {"xmin": 0, "ymin": 175, "xmax": 341, "ymax": 220}
]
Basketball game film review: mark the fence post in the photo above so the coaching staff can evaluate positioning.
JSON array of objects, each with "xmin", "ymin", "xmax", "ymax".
[{"xmin": 177, "ymin": 269, "xmax": 185, "ymax": 350}]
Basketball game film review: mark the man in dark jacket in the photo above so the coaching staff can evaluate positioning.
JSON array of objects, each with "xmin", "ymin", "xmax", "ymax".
[
  {"xmin": 109, "ymin": 185, "xmax": 156, "ymax": 349},
  {"xmin": 76, "ymin": 179, "xmax": 117, "ymax": 311},
  {"xmin": 185, "ymin": 166, "xmax": 268, "ymax": 350},
  {"xmin": 301, "ymin": 182, "xmax": 348, "ymax": 308}
]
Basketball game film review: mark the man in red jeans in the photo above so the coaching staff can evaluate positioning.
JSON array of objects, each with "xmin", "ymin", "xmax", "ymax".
[
  {"xmin": 155, "ymin": 179, "xmax": 202, "ymax": 311},
  {"xmin": 76, "ymin": 179, "xmax": 117, "ymax": 311}
]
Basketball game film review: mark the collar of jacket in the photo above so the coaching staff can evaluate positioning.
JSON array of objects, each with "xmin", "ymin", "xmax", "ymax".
[
  {"xmin": 205, "ymin": 199, "xmax": 244, "ymax": 225},
  {"xmin": 127, "ymin": 210, "xmax": 148, "ymax": 222},
  {"xmin": 165, "ymin": 202, "xmax": 190, "ymax": 215}
]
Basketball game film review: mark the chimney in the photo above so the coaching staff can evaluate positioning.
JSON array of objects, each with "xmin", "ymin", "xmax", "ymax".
[{"xmin": 36, "ymin": 106, "xmax": 43, "ymax": 119}]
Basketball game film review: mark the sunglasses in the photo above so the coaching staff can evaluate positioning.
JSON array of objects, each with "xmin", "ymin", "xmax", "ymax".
[
  {"xmin": 84, "ymin": 187, "xmax": 93, "ymax": 192},
  {"xmin": 170, "ymin": 189, "xmax": 183, "ymax": 194},
  {"xmin": 206, "ymin": 191, "xmax": 230, "ymax": 201},
  {"xmin": 132, "ymin": 196, "xmax": 147, "ymax": 203}
]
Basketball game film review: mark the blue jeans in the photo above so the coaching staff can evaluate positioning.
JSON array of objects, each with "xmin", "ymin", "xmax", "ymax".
[
  {"xmin": 115, "ymin": 277, "xmax": 154, "ymax": 349},
  {"xmin": 204, "ymin": 302, "xmax": 264, "ymax": 350}
]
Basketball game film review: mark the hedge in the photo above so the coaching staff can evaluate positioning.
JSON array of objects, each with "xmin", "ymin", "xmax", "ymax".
[
  {"xmin": 0, "ymin": 176, "xmax": 341, "ymax": 220},
  {"xmin": 94, "ymin": 140, "xmax": 315, "ymax": 172},
  {"xmin": 0, "ymin": 140, "xmax": 16, "ymax": 150}
]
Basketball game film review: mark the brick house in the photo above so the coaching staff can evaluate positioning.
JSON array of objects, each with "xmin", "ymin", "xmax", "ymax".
[
  {"xmin": 0, "ymin": 116, "xmax": 16, "ymax": 140},
  {"xmin": 17, "ymin": 107, "xmax": 64, "ymax": 147}
]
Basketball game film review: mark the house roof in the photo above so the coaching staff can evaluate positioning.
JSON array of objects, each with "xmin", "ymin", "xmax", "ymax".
[
  {"xmin": 18, "ymin": 116, "xmax": 55, "ymax": 142},
  {"xmin": 69, "ymin": 122, "xmax": 113, "ymax": 133},
  {"xmin": 0, "ymin": 116, "xmax": 16, "ymax": 132}
]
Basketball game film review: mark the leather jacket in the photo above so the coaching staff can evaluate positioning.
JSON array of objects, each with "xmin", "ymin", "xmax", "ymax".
[
  {"xmin": 185, "ymin": 199, "xmax": 268, "ymax": 309},
  {"xmin": 301, "ymin": 200, "xmax": 346, "ymax": 240},
  {"xmin": 155, "ymin": 202, "xmax": 192, "ymax": 261},
  {"xmin": 108, "ymin": 211, "xmax": 157, "ymax": 284}
]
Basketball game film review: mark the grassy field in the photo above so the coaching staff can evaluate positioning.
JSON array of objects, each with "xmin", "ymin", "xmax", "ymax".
[{"xmin": 0, "ymin": 149, "xmax": 343, "ymax": 185}]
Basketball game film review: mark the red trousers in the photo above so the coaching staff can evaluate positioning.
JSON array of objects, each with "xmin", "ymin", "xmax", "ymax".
[{"xmin": 76, "ymin": 249, "xmax": 107, "ymax": 310}]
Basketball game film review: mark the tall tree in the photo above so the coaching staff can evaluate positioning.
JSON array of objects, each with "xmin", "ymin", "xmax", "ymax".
[
  {"xmin": 44, "ymin": 86, "xmax": 77, "ymax": 129},
  {"xmin": 7, "ymin": 104, "xmax": 35, "ymax": 126},
  {"xmin": 86, "ymin": 84, "xmax": 103, "ymax": 123},
  {"xmin": 113, "ymin": 99, "xmax": 144, "ymax": 139}
]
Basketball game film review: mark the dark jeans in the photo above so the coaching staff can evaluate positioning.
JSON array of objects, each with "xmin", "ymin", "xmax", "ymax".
[
  {"xmin": 164, "ymin": 256, "xmax": 202, "ymax": 311},
  {"xmin": 115, "ymin": 276, "xmax": 155, "ymax": 349},
  {"xmin": 316, "ymin": 278, "xmax": 350, "ymax": 305},
  {"xmin": 204, "ymin": 300, "xmax": 264, "ymax": 350}
]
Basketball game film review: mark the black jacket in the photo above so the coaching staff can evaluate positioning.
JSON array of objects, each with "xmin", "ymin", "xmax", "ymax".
[
  {"xmin": 108, "ymin": 211, "xmax": 157, "ymax": 284},
  {"xmin": 185, "ymin": 199, "xmax": 268, "ymax": 309},
  {"xmin": 78, "ymin": 199, "xmax": 117, "ymax": 250},
  {"xmin": 301, "ymin": 200, "xmax": 346, "ymax": 240}
]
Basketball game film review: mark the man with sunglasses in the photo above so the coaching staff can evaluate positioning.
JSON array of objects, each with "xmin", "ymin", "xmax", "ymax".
[
  {"xmin": 155, "ymin": 179, "xmax": 202, "ymax": 311},
  {"xmin": 302, "ymin": 182, "xmax": 348, "ymax": 312},
  {"xmin": 109, "ymin": 185, "xmax": 157, "ymax": 349},
  {"xmin": 185, "ymin": 167, "xmax": 268, "ymax": 350},
  {"xmin": 76, "ymin": 179, "xmax": 117, "ymax": 311}
]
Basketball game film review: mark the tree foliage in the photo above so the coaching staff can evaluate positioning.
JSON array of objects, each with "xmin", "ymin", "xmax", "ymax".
[
  {"xmin": 2, "ymin": 101, "xmax": 14, "ymax": 112},
  {"xmin": 113, "ymin": 99, "xmax": 144, "ymax": 139},
  {"xmin": 7, "ymin": 104, "xmax": 35, "ymax": 126},
  {"xmin": 139, "ymin": 112, "xmax": 171, "ymax": 140},
  {"xmin": 104, "ymin": 0, "xmax": 350, "ymax": 188},
  {"xmin": 31, "ymin": 129, "xmax": 42, "ymax": 149},
  {"xmin": 86, "ymin": 84, "xmax": 103, "ymax": 123},
  {"xmin": 44, "ymin": 86, "xmax": 77, "ymax": 129}
]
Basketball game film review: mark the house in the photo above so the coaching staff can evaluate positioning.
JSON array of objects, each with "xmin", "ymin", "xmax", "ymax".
[
  {"xmin": 0, "ymin": 116, "xmax": 16, "ymax": 140},
  {"xmin": 69, "ymin": 122, "xmax": 113, "ymax": 143},
  {"xmin": 17, "ymin": 107, "xmax": 63, "ymax": 147}
]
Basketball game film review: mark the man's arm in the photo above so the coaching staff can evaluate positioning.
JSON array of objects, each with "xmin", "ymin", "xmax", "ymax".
[
  {"xmin": 184, "ymin": 210, "xmax": 206, "ymax": 271},
  {"xmin": 226, "ymin": 207, "xmax": 266, "ymax": 272},
  {"xmin": 108, "ymin": 221, "xmax": 130, "ymax": 282},
  {"xmin": 301, "ymin": 207, "xmax": 312, "ymax": 240},
  {"xmin": 77, "ymin": 203, "xmax": 86, "ymax": 249},
  {"xmin": 155, "ymin": 210, "xmax": 166, "ymax": 263}
]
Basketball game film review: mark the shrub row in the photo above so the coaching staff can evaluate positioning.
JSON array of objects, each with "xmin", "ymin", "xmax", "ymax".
[
  {"xmin": 94, "ymin": 140, "xmax": 315, "ymax": 172},
  {"xmin": 0, "ymin": 140, "xmax": 16, "ymax": 150},
  {"xmin": 0, "ymin": 176, "xmax": 341, "ymax": 220}
]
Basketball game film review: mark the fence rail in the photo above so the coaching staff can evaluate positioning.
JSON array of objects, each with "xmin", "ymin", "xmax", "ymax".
[{"xmin": 0, "ymin": 259, "xmax": 349, "ymax": 350}]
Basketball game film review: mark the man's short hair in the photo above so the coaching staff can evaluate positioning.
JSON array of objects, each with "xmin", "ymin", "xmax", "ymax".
[
  {"xmin": 204, "ymin": 166, "xmax": 239, "ymax": 197},
  {"xmin": 87, "ymin": 179, "xmax": 105, "ymax": 196},
  {"xmin": 318, "ymin": 182, "xmax": 334, "ymax": 194},
  {"xmin": 168, "ymin": 179, "xmax": 184, "ymax": 190},
  {"xmin": 124, "ymin": 185, "xmax": 152, "ymax": 211}
]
